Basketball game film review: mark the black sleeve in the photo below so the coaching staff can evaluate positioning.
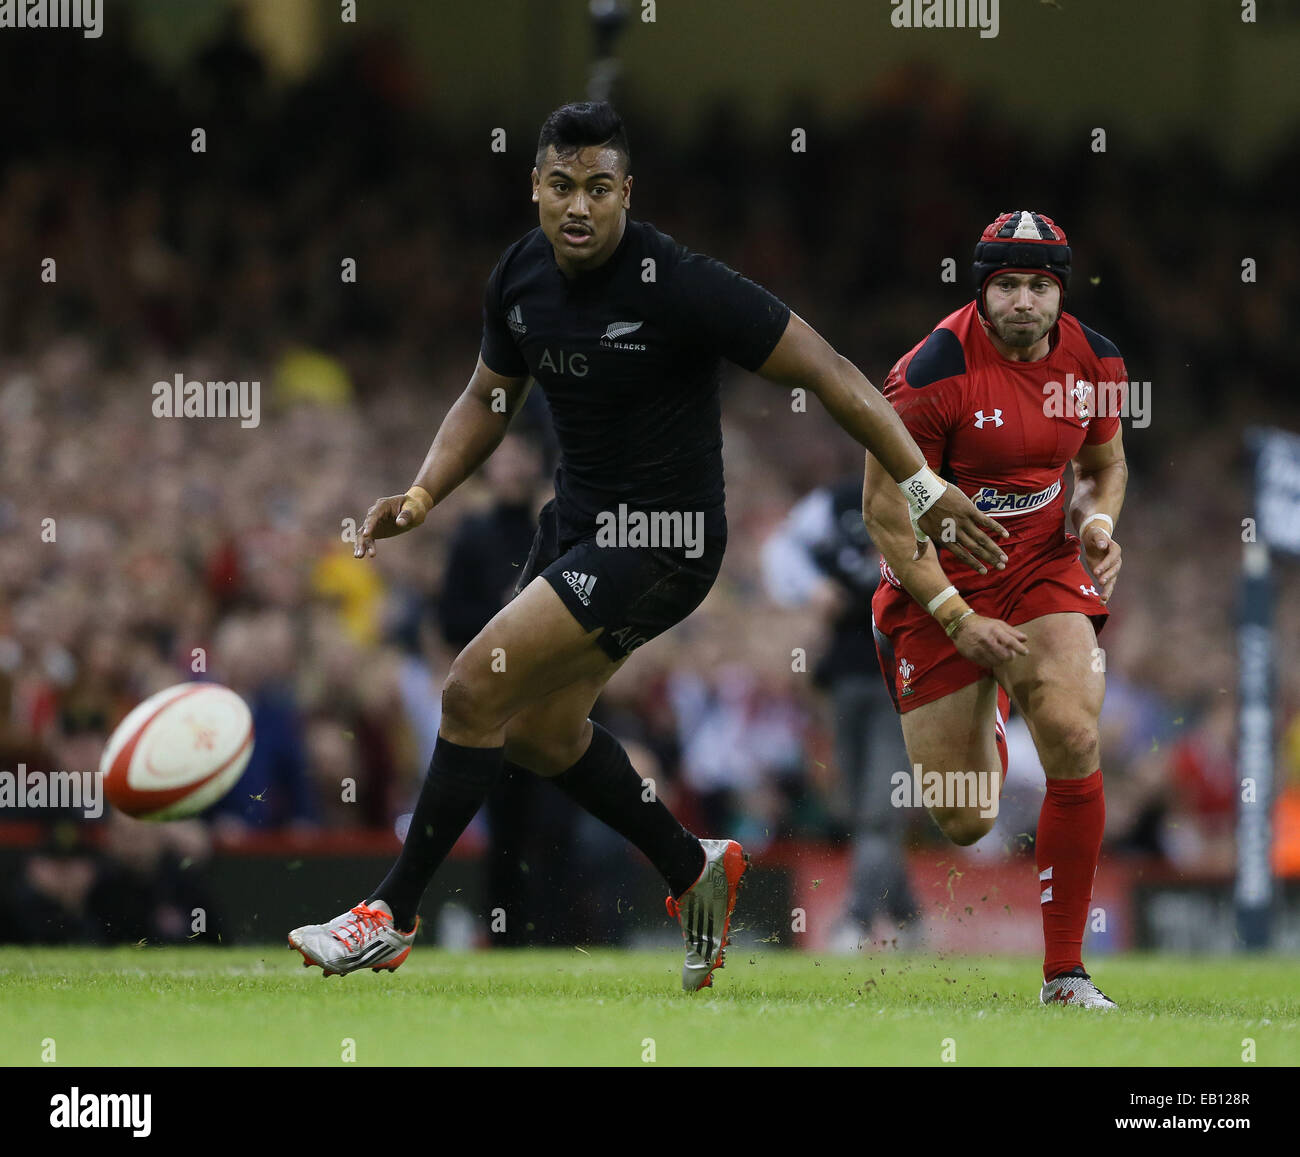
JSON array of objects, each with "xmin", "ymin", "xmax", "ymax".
[
  {"xmin": 479, "ymin": 257, "xmax": 529, "ymax": 377},
  {"xmin": 671, "ymin": 251, "xmax": 792, "ymax": 371}
]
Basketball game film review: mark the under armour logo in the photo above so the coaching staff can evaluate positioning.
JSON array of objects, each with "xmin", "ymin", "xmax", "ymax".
[
  {"xmin": 1080, "ymin": 583, "xmax": 1099, "ymax": 597},
  {"xmin": 973, "ymin": 409, "xmax": 1004, "ymax": 429}
]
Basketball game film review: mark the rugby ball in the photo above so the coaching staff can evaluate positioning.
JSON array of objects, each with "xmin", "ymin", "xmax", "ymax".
[{"xmin": 99, "ymin": 682, "xmax": 254, "ymax": 821}]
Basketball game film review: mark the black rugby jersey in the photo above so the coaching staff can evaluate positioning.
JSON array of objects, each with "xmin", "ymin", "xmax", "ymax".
[{"xmin": 480, "ymin": 218, "xmax": 791, "ymax": 541}]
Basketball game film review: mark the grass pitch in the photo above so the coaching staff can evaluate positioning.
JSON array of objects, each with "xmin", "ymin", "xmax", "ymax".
[{"xmin": 0, "ymin": 947, "xmax": 1294, "ymax": 1067}]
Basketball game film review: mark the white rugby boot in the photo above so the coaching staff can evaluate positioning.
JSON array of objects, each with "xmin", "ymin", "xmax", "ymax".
[
  {"xmin": 665, "ymin": 838, "xmax": 748, "ymax": 992},
  {"xmin": 289, "ymin": 900, "xmax": 418, "ymax": 977},
  {"xmin": 1040, "ymin": 966, "xmax": 1118, "ymax": 1009}
]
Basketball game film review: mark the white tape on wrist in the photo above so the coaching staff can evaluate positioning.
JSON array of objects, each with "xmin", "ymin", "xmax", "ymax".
[
  {"xmin": 900, "ymin": 464, "xmax": 946, "ymax": 516},
  {"xmin": 900, "ymin": 465, "xmax": 946, "ymax": 544},
  {"xmin": 926, "ymin": 585, "xmax": 959, "ymax": 616},
  {"xmin": 1079, "ymin": 513, "xmax": 1114, "ymax": 538}
]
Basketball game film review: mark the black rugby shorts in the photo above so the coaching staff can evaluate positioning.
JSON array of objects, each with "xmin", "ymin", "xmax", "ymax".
[{"xmin": 514, "ymin": 499, "xmax": 725, "ymax": 660}]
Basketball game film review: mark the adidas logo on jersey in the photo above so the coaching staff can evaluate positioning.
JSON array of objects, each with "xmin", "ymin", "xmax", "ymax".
[
  {"xmin": 506, "ymin": 304, "xmax": 527, "ymax": 335},
  {"xmin": 600, "ymin": 320, "xmax": 646, "ymax": 351},
  {"xmin": 563, "ymin": 570, "xmax": 597, "ymax": 606}
]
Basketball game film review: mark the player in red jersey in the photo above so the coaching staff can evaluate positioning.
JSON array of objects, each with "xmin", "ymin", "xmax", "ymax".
[{"xmin": 863, "ymin": 211, "xmax": 1129, "ymax": 1008}]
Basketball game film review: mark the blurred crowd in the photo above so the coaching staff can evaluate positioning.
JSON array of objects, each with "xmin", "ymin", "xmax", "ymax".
[{"xmin": 3, "ymin": 20, "xmax": 1300, "ymax": 944}]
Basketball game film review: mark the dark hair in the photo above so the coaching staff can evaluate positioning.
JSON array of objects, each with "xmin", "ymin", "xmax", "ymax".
[{"xmin": 535, "ymin": 101, "xmax": 630, "ymax": 175}]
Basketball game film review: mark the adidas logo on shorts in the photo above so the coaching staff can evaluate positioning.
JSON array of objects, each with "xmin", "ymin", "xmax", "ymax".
[{"xmin": 563, "ymin": 570, "xmax": 597, "ymax": 607}]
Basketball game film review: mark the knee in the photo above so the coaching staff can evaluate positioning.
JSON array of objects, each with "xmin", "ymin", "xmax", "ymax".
[
  {"xmin": 441, "ymin": 667, "xmax": 501, "ymax": 736},
  {"xmin": 1036, "ymin": 714, "xmax": 1099, "ymax": 769},
  {"xmin": 933, "ymin": 808, "xmax": 996, "ymax": 847}
]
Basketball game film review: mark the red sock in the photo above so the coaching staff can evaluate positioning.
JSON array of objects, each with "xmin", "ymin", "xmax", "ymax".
[{"xmin": 1036, "ymin": 769, "xmax": 1105, "ymax": 981}]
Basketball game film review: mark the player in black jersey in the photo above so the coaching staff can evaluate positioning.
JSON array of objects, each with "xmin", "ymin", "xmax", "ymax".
[{"xmin": 289, "ymin": 101, "xmax": 1008, "ymax": 991}]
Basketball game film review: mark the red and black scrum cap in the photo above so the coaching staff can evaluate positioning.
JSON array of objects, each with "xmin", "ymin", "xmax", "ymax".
[{"xmin": 972, "ymin": 211, "xmax": 1071, "ymax": 308}]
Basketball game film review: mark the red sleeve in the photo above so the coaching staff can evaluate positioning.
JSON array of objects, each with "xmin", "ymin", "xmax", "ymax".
[
  {"xmin": 881, "ymin": 355, "xmax": 960, "ymax": 471},
  {"xmin": 1084, "ymin": 356, "xmax": 1128, "ymax": 445}
]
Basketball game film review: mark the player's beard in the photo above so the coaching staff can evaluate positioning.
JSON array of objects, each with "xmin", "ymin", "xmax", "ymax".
[{"xmin": 995, "ymin": 314, "xmax": 1053, "ymax": 347}]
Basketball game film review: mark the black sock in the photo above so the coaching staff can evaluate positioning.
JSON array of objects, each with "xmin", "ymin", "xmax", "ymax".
[
  {"xmin": 371, "ymin": 737, "xmax": 504, "ymax": 929},
  {"xmin": 548, "ymin": 723, "xmax": 705, "ymax": 898}
]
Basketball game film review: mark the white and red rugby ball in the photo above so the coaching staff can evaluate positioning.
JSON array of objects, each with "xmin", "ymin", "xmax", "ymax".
[{"xmin": 99, "ymin": 682, "xmax": 254, "ymax": 821}]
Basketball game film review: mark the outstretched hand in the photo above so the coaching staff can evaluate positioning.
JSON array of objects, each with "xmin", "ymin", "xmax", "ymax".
[{"xmin": 354, "ymin": 492, "xmax": 430, "ymax": 558}]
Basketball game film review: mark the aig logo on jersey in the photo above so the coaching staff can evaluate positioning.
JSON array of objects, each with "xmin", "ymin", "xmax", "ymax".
[
  {"xmin": 600, "ymin": 320, "xmax": 646, "ymax": 351},
  {"xmin": 608, "ymin": 624, "xmax": 650, "ymax": 653},
  {"xmin": 538, "ymin": 348, "xmax": 587, "ymax": 377}
]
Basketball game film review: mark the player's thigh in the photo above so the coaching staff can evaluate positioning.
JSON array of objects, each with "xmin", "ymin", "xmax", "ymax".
[
  {"xmin": 503, "ymin": 660, "xmax": 628, "ymax": 776},
  {"xmin": 445, "ymin": 576, "xmax": 620, "ymax": 727},
  {"xmin": 900, "ymin": 677, "xmax": 1001, "ymax": 773},
  {"xmin": 995, "ymin": 612, "xmax": 1103, "ymax": 765},
  {"xmin": 900, "ymin": 678, "xmax": 1002, "ymax": 843}
]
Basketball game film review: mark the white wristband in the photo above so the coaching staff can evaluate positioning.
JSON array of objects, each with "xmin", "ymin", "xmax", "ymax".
[
  {"xmin": 926, "ymin": 585, "xmax": 959, "ymax": 616},
  {"xmin": 899, "ymin": 465, "xmax": 946, "ymax": 544},
  {"xmin": 899, "ymin": 464, "xmax": 946, "ymax": 517},
  {"xmin": 1078, "ymin": 513, "xmax": 1114, "ymax": 538}
]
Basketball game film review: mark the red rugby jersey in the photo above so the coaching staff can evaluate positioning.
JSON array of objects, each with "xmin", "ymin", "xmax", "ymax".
[{"xmin": 882, "ymin": 301, "xmax": 1127, "ymax": 551}]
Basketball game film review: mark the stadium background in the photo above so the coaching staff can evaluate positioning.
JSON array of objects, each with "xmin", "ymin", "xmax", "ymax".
[{"xmin": 2, "ymin": 0, "xmax": 1299, "ymax": 956}]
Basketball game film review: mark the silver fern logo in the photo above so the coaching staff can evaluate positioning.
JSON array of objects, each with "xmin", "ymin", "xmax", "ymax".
[{"xmin": 601, "ymin": 320, "xmax": 646, "ymax": 351}]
